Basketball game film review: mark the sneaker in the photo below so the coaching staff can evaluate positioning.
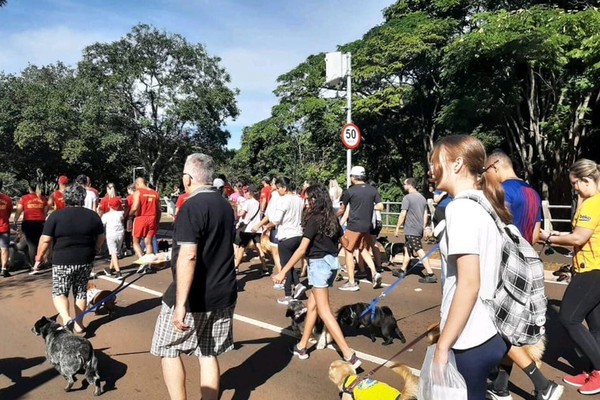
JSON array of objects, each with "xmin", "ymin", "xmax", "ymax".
[
  {"xmin": 563, "ymin": 371, "xmax": 590, "ymax": 387},
  {"xmin": 486, "ymin": 386, "xmax": 513, "ymax": 400},
  {"xmin": 115, "ymin": 272, "xmax": 124, "ymax": 280},
  {"xmin": 294, "ymin": 283, "xmax": 307, "ymax": 299},
  {"xmin": 418, "ymin": 274, "xmax": 438, "ymax": 283},
  {"xmin": 392, "ymin": 269, "xmax": 405, "ymax": 278},
  {"xmin": 535, "ymin": 381, "xmax": 564, "ymax": 400},
  {"xmin": 29, "ymin": 268, "xmax": 42, "ymax": 275},
  {"xmin": 2, "ymin": 269, "xmax": 11, "ymax": 277},
  {"xmin": 343, "ymin": 351, "xmax": 362, "ymax": 370},
  {"xmin": 290, "ymin": 344, "xmax": 309, "ymax": 360},
  {"xmin": 579, "ymin": 371, "xmax": 600, "ymax": 395},
  {"xmin": 104, "ymin": 267, "xmax": 113, "ymax": 276},
  {"xmin": 373, "ymin": 272, "xmax": 382, "ymax": 289},
  {"xmin": 338, "ymin": 281, "xmax": 359, "ymax": 292},
  {"xmin": 273, "ymin": 283, "xmax": 285, "ymax": 290},
  {"xmin": 277, "ymin": 296, "xmax": 293, "ymax": 305},
  {"xmin": 137, "ymin": 263, "xmax": 150, "ymax": 274},
  {"xmin": 89, "ymin": 270, "xmax": 97, "ymax": 279}
]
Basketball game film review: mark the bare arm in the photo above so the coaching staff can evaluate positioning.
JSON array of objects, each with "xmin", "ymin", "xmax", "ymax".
[
  {"xmin": 129, "ymin": 191, "xmax": 140, "ymax": 216},
  {"xmin": 540, "ymin": 226, "xmax": 594, "ymax": 248},
  {"xmin": 374, "ymin": 202, "xmax": 384, "ymax": 211},
  {"xmin": 13, "ymin": 204, "xmax": 23, "ymax": 224},
  {"xmin": 33, "ymin": 234, "xmax": 53, "ymax": 269},
  {"xmin": 394, "ymin": 210, "xmax": 407, "ymax": 236},
  {"xmin": 434, "ymin": 254, "xmax": 480, "ymax": 364},
  {"xmin": 173, "ymin": 244, "xmax": 197, "ymax": 332}
]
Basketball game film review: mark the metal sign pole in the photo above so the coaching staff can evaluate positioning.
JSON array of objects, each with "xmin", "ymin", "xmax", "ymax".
[{"xmin": 346, "ymin": 52, "xmax": 352, "ymax": 188}]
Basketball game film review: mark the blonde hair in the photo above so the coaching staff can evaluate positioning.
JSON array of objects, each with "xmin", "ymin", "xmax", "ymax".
[
  {"xmin": 106, "ymin": 183, "xmax": 116, "ymax": 198},
  {"xmin": 431, "ymin": 135, "xmax": 512, "ymax": 224},
  {"xmin": 569, "ymin": 158, "xmax": 600, "ymax": 183}
]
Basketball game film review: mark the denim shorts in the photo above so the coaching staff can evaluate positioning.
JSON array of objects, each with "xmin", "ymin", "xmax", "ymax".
[
  {"xmin": 269, "ymin": 227, "xmax": 279, "ymax": 244},
  {"xmin": 308, "ymin": 254, "xmax": 339, "ymax": 288},
  {"xmin": 0, "ymin": 233, "xmax": 8, "ymax": 249}
]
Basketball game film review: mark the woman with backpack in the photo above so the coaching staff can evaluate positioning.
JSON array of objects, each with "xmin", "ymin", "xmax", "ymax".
[
  {"xmin": 540, "ymin": 158, "xmax": 600, "ymax": 395},
  {"xmin": 428, "ymin": 135, "xmax": 511, "ymax": 399}
]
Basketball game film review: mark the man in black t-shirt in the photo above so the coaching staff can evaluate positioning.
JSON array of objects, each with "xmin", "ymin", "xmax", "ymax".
[
  {"xmin": 338, "ymin": 166, "xmax": 384, "ymax": 291},
  {"xmin": 151, "ymin": 153, "xmax": 236, "ymax": 400}
]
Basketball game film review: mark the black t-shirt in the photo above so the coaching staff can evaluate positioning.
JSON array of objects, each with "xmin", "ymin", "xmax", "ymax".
[
  {"xmin": 162, "ymin": 188, "xmax": 237, "ymax": 312},
  {"xmin": 303, "ymin": 215, "xmax": 341, "ymax": 259},
  {"xmin": 341, "ymin": 183, "xmax": 382, "ymax": 233},
  {"xmin": 43, "ymin": 207, "xmax": 104, "ymax": 265}
]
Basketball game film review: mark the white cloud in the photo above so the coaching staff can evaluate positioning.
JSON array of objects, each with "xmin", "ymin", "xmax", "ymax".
[{"xmin": 0, "ymin": 25, "xmax": 112, "ymax": 73}]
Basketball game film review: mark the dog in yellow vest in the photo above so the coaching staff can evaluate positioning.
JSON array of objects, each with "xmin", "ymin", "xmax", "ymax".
[{"xmin": 328, "ymin": 360, "xmax": 418, "ymax": 400}]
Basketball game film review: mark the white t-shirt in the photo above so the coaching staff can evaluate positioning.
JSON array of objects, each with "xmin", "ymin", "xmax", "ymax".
[
  {"xmin": 102, "ymin": 210, "xmax": 124, "ymax": 237},
  {"xmin": 84, "ymin": 189, "xmax": 98, "ymax": 211},
  {"xmin": 439, "ymin": 189, "xmax": 503, "ymax": 350},
  {"xmin": 239, "ymin": 198, "xmax": 262, "ymax": 233},
  {"xmin": 272, "ymin": 193, "xmax": 303, "ymax": 240},
  {"xmin": 265, "ymin": 190, "xmax": 280, "ymax": 221}
]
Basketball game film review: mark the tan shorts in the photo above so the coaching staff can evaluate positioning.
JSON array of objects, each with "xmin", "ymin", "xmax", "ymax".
[{"xmin": 341, "ymin": 229, "xmax": 371, "ymax": 252}]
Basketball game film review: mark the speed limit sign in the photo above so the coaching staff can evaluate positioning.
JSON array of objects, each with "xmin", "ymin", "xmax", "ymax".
[{"xmin": 341, "ymin": 123, "xmax": 361, "ymax": 149}]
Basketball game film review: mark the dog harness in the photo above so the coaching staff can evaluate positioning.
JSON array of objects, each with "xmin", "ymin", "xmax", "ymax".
[{"xmin": 342, "ymin": 375, "xmax": 401, "ymax": 400}]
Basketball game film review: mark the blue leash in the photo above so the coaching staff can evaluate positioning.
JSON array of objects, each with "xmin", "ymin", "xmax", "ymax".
[
  {"xmin": 359, "ymin": 243, "xmax": 440, "ymax": 320},
  {"xmin": 67, "ymin": 271, "xmax": 148, "ymax": 326}
]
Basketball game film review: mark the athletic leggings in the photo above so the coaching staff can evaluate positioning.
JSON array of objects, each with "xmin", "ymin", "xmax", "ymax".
[
  {"xmin": 559, "ymin": 270, "xmax": 600, "ymax": 370},
  {"xmin": 454, "ymin": 334, "xmax": 508, "ymax": 400},
  {"xmin": 278, "ymin": 236, "xmax": 302, "ymax": 297}
]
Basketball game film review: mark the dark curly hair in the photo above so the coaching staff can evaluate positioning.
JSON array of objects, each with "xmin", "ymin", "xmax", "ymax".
[{"xmin": 302, "ymin": 184, "xmax": 341, "ymax": 239}]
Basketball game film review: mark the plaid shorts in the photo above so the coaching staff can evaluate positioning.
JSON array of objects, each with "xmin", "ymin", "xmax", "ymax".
[
  {"xmin": 52, "ymin": 263, "xmax": 94, "ymax": 300},
  {"xmin": 151, "ymin": 302, "xmax": 235, "ymax": 358}
]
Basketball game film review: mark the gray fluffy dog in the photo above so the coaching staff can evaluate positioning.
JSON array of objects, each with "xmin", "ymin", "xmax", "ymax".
[{"xmin": 32, "ymin": 316, "xmax": 102, "ymax": 396}]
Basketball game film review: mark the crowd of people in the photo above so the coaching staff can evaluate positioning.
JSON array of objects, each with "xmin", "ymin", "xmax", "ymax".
[{"xmin": 1, "ymin": 135, "xmax": 599, "ymax": 400}]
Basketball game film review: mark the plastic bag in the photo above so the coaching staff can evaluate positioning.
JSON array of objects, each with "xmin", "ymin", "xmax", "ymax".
[{"xmin": 419, "ymin": 344, "xmax": 468, "ymax": 400}]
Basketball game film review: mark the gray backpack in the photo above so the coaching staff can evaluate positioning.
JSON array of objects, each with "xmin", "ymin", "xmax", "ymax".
[{"xmin": 459, "ymin": 194, "xmax": 547, "ymax": 346}]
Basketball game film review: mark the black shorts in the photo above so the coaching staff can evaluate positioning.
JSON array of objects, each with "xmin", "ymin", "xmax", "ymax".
[
  {"xmin": 405, "ymin": 235, "xmax": 423, "ymax": 253},
  {"xmin": 235, "ymin": 231, "xmax": 259, "ymax": 247}
]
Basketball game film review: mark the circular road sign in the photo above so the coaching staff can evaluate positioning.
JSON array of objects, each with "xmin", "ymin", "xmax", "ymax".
[{"xmin": 341, "ymin": 123, "xmax": 361, "ymax": 149}]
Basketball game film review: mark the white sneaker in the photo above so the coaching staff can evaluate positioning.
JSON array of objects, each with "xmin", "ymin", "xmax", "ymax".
[
  {"xmin": 294, "ymin": 283, "xmax": 307, "ymax": 299},
  {"xmin": 373, "ymin": 272, "xmax": 382, "ymax": 289},
  {"xmin": 277, "ymin": 296, "xmax": 293, "ymax": 305},
  {"xmin": 137, "ymin": 263, "xmax": 149, "ymax": 274},
  {"xmin": 338, "ymin": 281, "xmax": 359, "ymax": 291},
  {"xmin": 273, "ymin": 283, "xmax": 284, "ymax": 290}
]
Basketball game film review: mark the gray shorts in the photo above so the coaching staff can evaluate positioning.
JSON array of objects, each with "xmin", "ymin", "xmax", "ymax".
[
  {"xmin": 0, "ymin": 233, "xmax": 9, "ymax": 249},
  {"xmin": 151, "ymin": 302, "xmax": 235, "ymax": 358},
  {"xmin": 106, "ymin": 233, "xmax": 124, "ymax": 256}
]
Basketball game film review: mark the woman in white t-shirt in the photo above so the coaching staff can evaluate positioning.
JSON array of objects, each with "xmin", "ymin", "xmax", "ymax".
[
  {"xmin": 234, "ymin": 185, "xmax": 267, "ymax": 274},
  {"xmin": 101, "ymin": 197, "xmax": 125, "ymax": 279},
  {"xmin": 429, "ymin": 135, "xmax": 510, "ymax": 399}
]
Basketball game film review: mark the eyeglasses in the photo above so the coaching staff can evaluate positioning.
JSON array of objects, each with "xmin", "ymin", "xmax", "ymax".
[
  {"xmin": 484, "ymin": 159, "xmax": 500, "ymax": 173},
  {"xmin": 182, "ymin": 173, "xmax": 193, "ymax": 180}
]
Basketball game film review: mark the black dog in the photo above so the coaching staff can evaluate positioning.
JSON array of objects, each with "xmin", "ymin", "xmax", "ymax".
[
  {"xmin": 32, "ymin": 316, "xmax": 101, "ymax": 396},
  {"xmin": 337, "ymin": 302, "xmax": 406, "ymax": 345},
  {"xmin": 285, "ymin": 300, "xmax": 331, "ymax": 349}
]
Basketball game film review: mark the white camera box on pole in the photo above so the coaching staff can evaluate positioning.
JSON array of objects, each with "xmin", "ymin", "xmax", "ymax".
[{"xmin": 325, "ymin": 51, "xmax": 345, "ymax": 87}]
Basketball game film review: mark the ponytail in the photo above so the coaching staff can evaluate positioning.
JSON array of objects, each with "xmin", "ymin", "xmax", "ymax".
[{"xmin": 479, "ymin": 172, "xmax": 512, "ymax": 224}]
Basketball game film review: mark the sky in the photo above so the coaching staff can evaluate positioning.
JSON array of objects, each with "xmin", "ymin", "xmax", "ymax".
[{"xmin": 0, "ymin": 0, "xmax": 391, "ymax": 149}]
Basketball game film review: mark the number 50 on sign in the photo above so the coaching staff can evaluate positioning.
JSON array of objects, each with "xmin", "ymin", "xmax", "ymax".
[{"xmin": 341, "ymin": 123, "xmax": 361, "ymax": 149}]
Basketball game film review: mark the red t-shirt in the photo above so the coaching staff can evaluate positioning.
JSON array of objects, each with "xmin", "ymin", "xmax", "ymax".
[
  {"xmin": 19, "ymin": 193, "xmax": 47, "ymax": 221},
  {"xmin": 175, "ymin": 193, "xmax": 189, "ymax": 210},
  {"xmin": 137, "ymin": 188, "xmax": 160, "ymax": 217},
  {"xmin": 0, "ymin": 193, "xmax": 13, "ymax": 233},
  {"xmin": 260, "ymin": 186, "xmax": 272, "ymax": 209},
  {"xmin": 100, "ymin": 195, "xmax": 123, "ymax": 213},
  {"xmin": 224, "ymin": 183, "xmax": 234, "ymax": 197},
  {"xmin": 53, "ymin": 190, "xmax": 65, "ymax": 210}
]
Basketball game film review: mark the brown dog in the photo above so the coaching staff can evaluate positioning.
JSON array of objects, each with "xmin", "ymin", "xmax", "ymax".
[
  {"xmin": 329, "ymin": 360, "xmax": 418, "ymax": 400},
  {"xmin": 86, "ymin": 282, "xmax": 116, "ymax": 318}
]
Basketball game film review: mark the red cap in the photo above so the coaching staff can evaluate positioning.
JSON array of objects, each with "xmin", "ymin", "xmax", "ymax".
[
  {"xmin": 58, "ymin": 176, "xmax": 69, "ymax": 184},
  {"xmin": 108, "ymin": 197, "xmax": 122, "ymax": 210}
]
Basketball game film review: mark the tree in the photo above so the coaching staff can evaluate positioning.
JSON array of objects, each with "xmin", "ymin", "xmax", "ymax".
[{"xmin": 78, "ymin": 24, "xmax": 239, "ymax": 186}]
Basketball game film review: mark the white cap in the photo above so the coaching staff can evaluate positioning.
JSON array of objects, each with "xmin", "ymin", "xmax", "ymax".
[
  {"xmin": 213, "ymin": 178, "xmax": 225, "ymax": 189},
  {"xmin": 350, "ymin": 166, "xmax": 365, "ymax": 176}
]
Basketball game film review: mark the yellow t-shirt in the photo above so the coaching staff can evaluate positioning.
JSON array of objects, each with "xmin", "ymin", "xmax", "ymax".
[{"xmin": 573, "ymin": 193, "xmax": 600, "ymax": 272}]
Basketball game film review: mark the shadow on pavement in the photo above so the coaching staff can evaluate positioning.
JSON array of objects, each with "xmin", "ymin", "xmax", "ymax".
[
  {"xmin": 0, "ymin": 357, "xmax": 58, "ymax": 399},
  {"xmin": 95, "ymin": 347, "xmax": 128, "ymax": 393},
  {"xmin": 236, "ymin": 262, "xmax": 271, "ymax": 292},
  {"xmin": 220, "ymin": 335, "xmax": 293, "ymax": 399},
  {"xmin": 85, "ymin": 297, "xmax": 162, "ymax": 338}
]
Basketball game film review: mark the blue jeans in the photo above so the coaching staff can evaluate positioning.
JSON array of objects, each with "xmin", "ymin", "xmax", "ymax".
[{"xmin": 454, "ymin": 334, "xmax": 508, "ymax": 399}]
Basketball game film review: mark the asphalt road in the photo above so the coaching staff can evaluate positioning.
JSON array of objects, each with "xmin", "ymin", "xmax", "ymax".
[{"xmin": 0, "ymin": 236, "xmax": 582, "ymax": 400}]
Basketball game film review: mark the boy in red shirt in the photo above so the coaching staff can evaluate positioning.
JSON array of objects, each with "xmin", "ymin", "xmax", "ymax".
[
  {"xmin": 130, "ymin": 178, "xmax": 161, "ymax": 273},
  {"xmin": 0, "ymin": 180, "xmax": 13, "ymax": 277}
]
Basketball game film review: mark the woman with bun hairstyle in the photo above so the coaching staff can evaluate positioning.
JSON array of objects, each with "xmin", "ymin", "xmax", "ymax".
[
  {"xmin": 429, "ymin": 135, "xmax": 510, "ymax": 399},
  {"xmin": 540, "ymin": 159, "xmax": 600, "ymax": 395}
]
